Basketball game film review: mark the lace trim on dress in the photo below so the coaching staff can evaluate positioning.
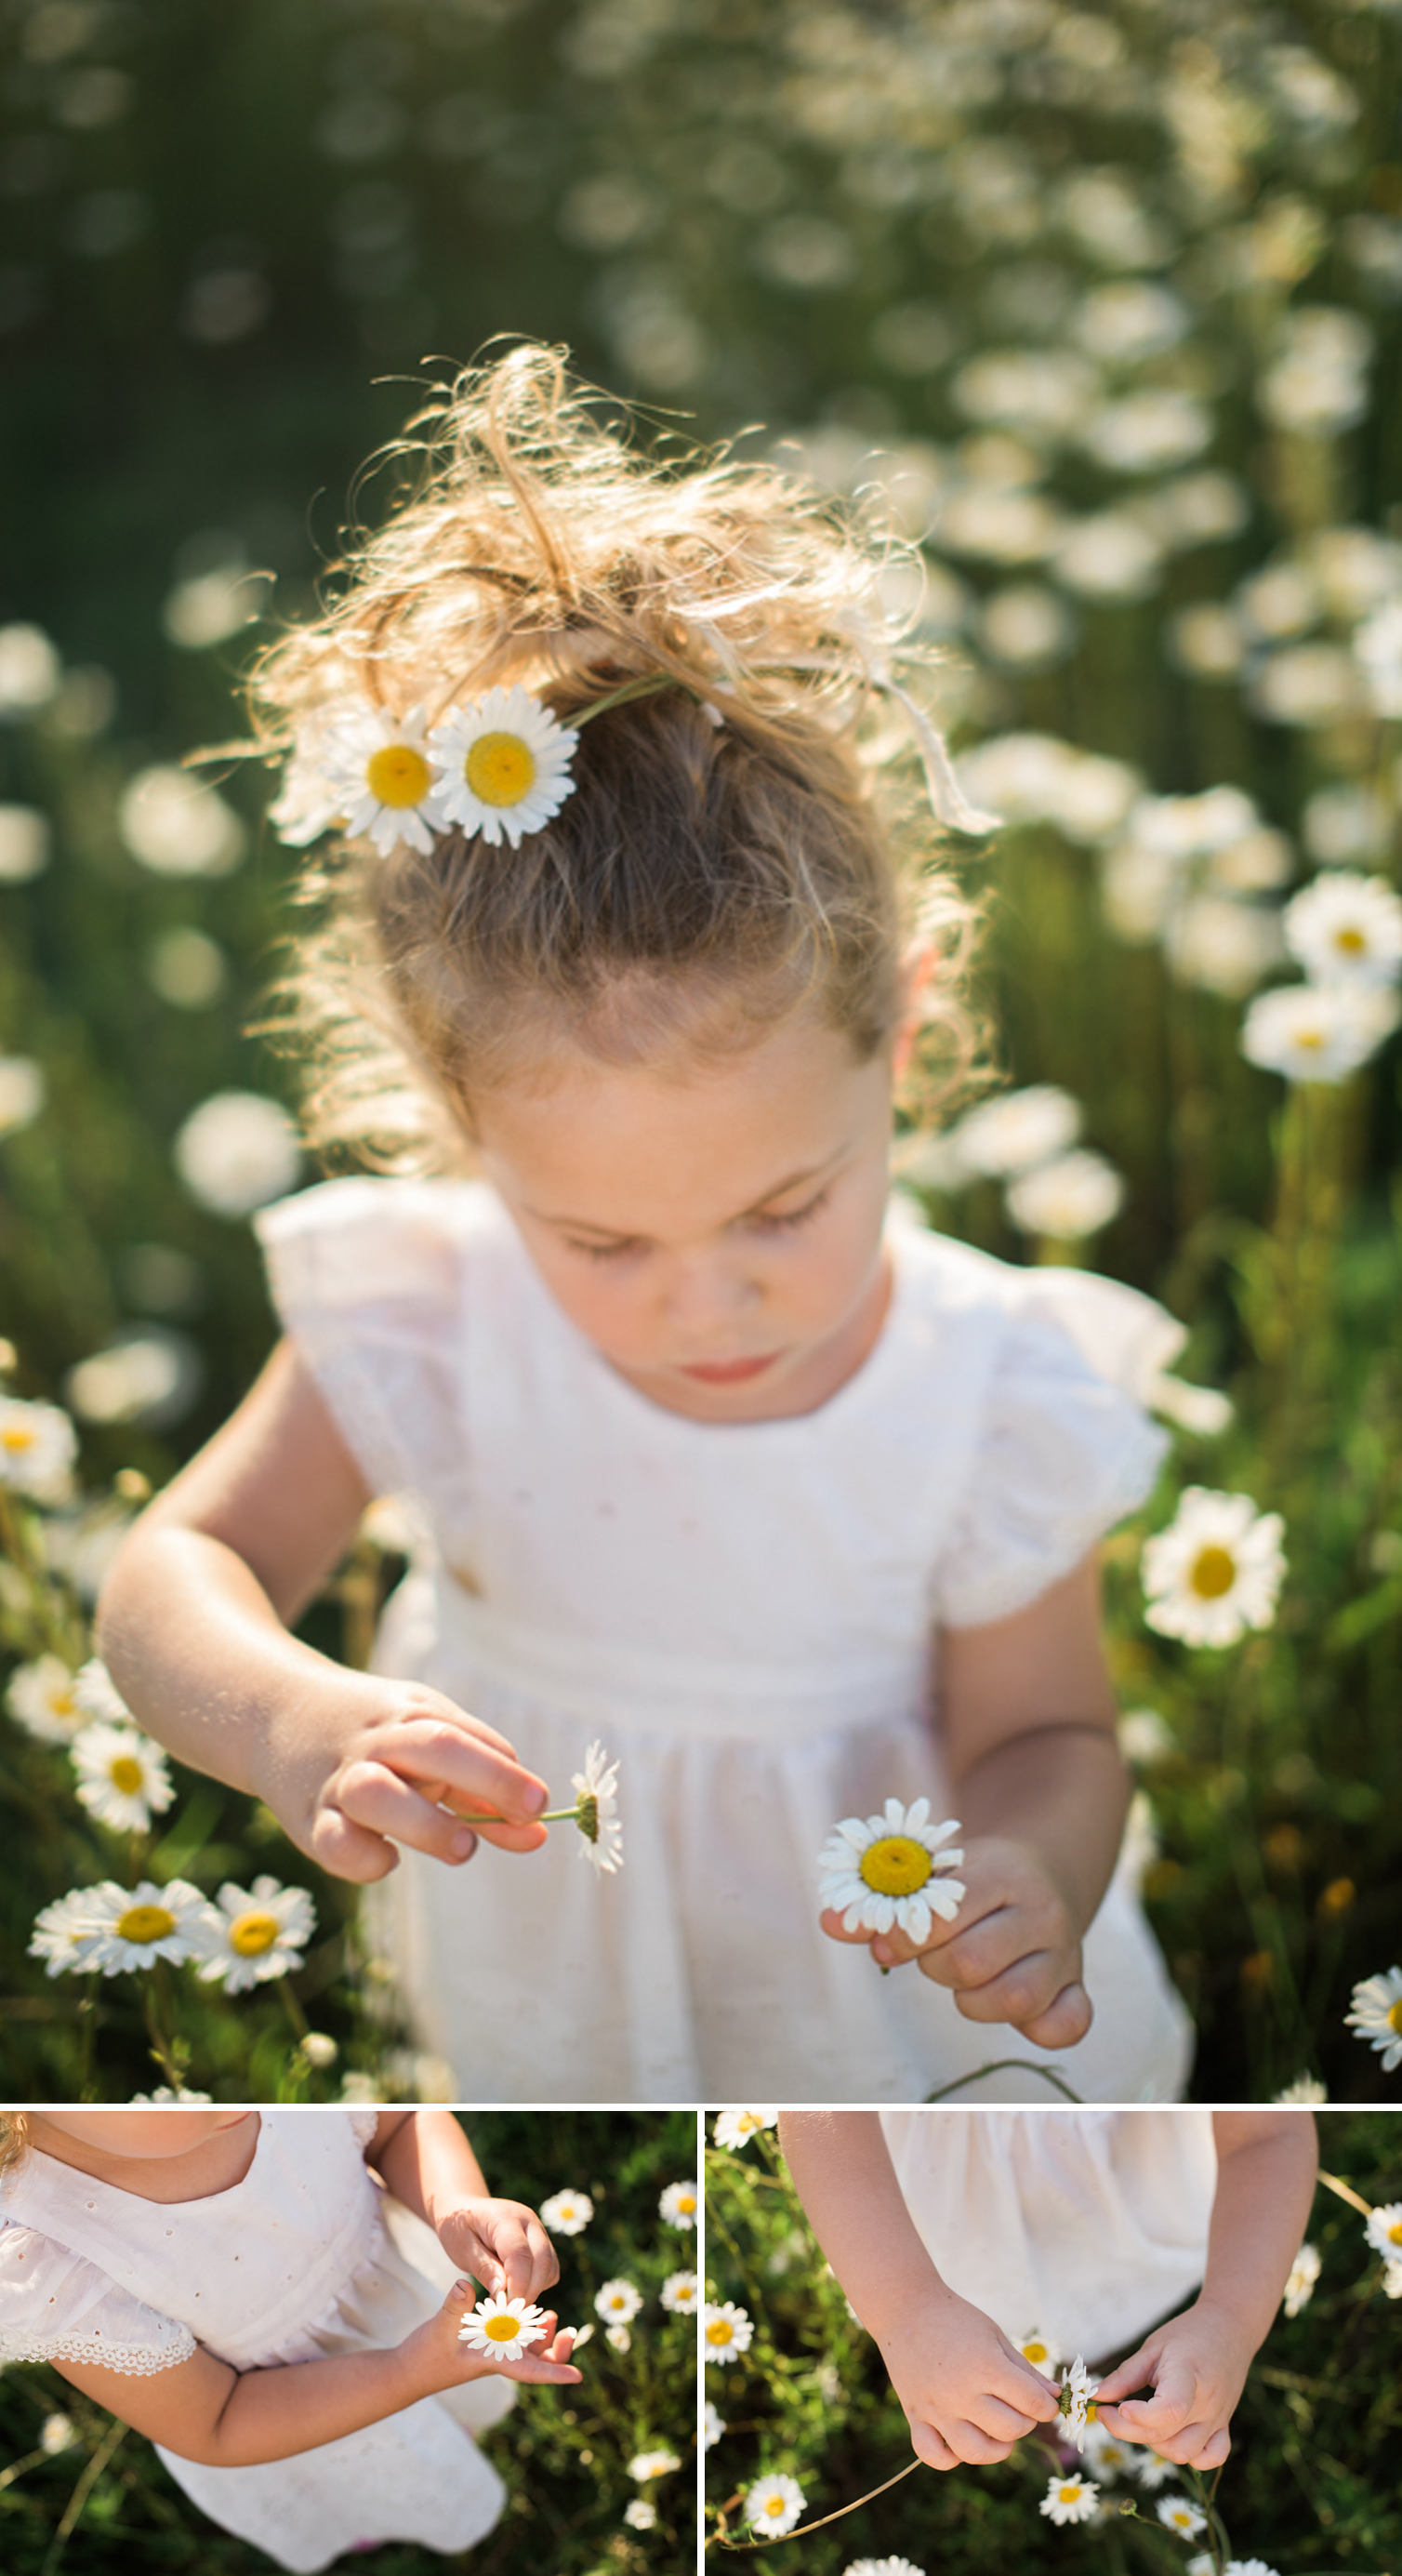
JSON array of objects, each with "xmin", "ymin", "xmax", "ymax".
[
  {"xmin": 0, "ymin": 2324, "xmax": 197, "ymax": 2372},
  {"xmin": 346, "ymin": 2107, "xmax": 380, "ymax": 2150}
]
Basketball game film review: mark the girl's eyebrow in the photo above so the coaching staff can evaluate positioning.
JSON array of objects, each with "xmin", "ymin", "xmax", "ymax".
[{"xmin": 527, "ymin": 1149, "xmax": 849, "ymax": 1237}]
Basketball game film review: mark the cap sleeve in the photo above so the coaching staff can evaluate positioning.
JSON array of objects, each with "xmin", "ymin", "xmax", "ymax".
[
  {"xmin": 933, "ymin": 1293, "xmax": 1170, "ymax": 1629},
  {"xmin": 345, "ymin": 2107, "xmax": 380, "ymax": 2150},
  {"xmin": 253, "ymin": 1176, "xmax": 476, "ymax": 1523},
  {"xmin": 0, "ymin": 2222, "xmax": 197, "ymax": 2374}
]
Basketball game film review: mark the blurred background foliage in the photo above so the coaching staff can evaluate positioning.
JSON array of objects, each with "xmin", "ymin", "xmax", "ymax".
[
  {"xmin": 2, "ymin": 0, "xmax": 1402, "ymax": 2098},
  {"xmin": 0, "ymin": 2106, "xmax": 697, "ymax": 2574},
  {"xmin": 705, "ymin": 2111, "xmax": 1402, "ymax": 2576}
]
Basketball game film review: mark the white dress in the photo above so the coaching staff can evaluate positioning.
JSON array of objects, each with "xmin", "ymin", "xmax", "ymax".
[
  {"xmin": 0, "ymin": 2110, "xmax": 513, "ymax": 2573},
  {"xmin": 256, "ymin": 1176, "xmax": 1195, "ymax": 2105},
  {"xmin": 879, "ymin": 2107, "xmax": 1218, "ymax": 2362}
]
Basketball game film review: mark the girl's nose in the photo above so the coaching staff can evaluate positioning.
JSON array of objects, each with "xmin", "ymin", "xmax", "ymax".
[{"xmin": 658, "ymin": 1252, "xmax": 761, "ymax": 1334}]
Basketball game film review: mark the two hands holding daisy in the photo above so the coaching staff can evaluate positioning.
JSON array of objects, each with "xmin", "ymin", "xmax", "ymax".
[{"xmin": 396, "ymin": 2195, "xmax": 583, "ymax": 2397}]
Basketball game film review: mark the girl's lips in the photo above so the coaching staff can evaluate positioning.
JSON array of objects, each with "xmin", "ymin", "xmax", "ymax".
[{"xmin": 678, "ymin": 1352, "xmax": 781, "ymax": 1385}]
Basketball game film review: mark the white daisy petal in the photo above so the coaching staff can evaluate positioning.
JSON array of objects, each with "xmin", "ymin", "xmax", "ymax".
[
  {"xmin": 571, "ymin": 1739, "xmax": 623, "ymax": 1875},
  {"xmin": 1040, "ymin": 2471, "xmax": 1100, "ymax": 2525},
  {"xmin": 658, "ymin": 2181, "xmax": 697, "ymax": 2229},
  {"xmin": 1345, "ymin": 1965, "xmax": 1402, "ymax": 2070},
  {"xmin": 744, "ymin": 2474, "xmax": 805, "ymax": 2538},
  {"xmin": 1141, "ymin": 1487, "xmax": 1286, "ymax": 1647},
  {"xmin": 70, "ymin": 1721, "xmax": 175, "ymax": 1836},
  {"xmin": 540, "ymin": 2188, "xmax": 594, "ymax": 2236},
  {"xmin": 194, "ymin": 1877, "xmax": 316, "ymax": 1993},
  {"xmin": 320, "ymin": 704, "xmax": 441, "ymax": 856},
  {"xmin": 457, "ymin": 2291, "xmax": 550, "ymax": 2363},
  {"xmin": 712, "ymin": 2109, "xmax": 778, "ymax": 2150},
  {"xmin": 702, "ymin": 2300, "xmax": 753, "ymax": 2363},
  {"xmin": 595, "ymin": 2277, "xmax": 643, "ymax": 2325},
  {"xmin": 29, "ymin": 1878, "xmax": 217, "ymax": 1977}
]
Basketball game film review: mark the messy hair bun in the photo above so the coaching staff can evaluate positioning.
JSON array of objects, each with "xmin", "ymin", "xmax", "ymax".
[{"xmin": 249, "ymin": 342, "xmax": 986, "ymax": 1171}]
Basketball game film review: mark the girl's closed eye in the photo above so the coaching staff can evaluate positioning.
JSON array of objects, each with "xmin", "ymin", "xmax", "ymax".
[
  {"xmin": 565, "ymin": 1188, "xmax": 831, "ymax": 1260},
  {"xmin": 750, "ymin": 1187, "xmax": 831, "ymax": 1235}
]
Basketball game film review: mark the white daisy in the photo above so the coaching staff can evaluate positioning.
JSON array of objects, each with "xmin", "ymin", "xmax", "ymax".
[
  {"xmin": 457, "ymin": 2292, "xmax": 550, "ymax": 2362},
  {"xmin": 628, "ymin": 2450, "xmax": 681, "ymax": 2480},
  {"xmin": 194, "ymin": 1877, "xmax": 316, "ymax": 1993},
  {"xmin": 713, "ymin": 2109, "xmax": 778, "ymax": 2151},
  {"xmin": 1127, "ymin": 2447, "xmax": 1180, "ymax": 2489},
  {"xmin": 72, "ymin": 1659, "xmax": 134, "ymax": 1724},
  {"xmin": 1283, "ymin": 2241, "xmax": 1321, "ymax": 2315},
  {"xmin": 1222, "ymin": 2563, "xmax": 1281, "ymax": 2575},
  {"xmin": 39, "ymin": 2413, "xmax": 75, "ymax": 2454},
  {"xmin": 1159, "ymin": 2497, "xmax": 1208, "ymax": 2537},
  {"xmin": 1059, "ymin": 2355, "xmax": 1098, "ymax": 2451},
  {"xmin": 595, "ymin": 2277, "xmax": 643, "ymax": 2326},
  {"xmin": 267, "ymin": 716, "xmax": 353, "ymax": 846},
  {"xmin": 1274, "ymin": 2075, "xmax": 1328, "ymax": 2104},
  {"xmin": 320, "ymin": 704, "xmax": 441, "ymax": 856},
  {"xmin": 29, "ymin": 1878, "xmax": 215, "ymax": 1976},
  {"xmin": 1141, "ymin": 1488, "xmax": 1287, "ymax": 1648},
  {"xmin": 842, "ymin": 2562, "xmax": 927, "ymax": 2576},
  {"xmin": 572, "ymin": 1739, "xmax": 623, "ymax": 1875},
  {"xmin": 744, "ymin": 2474, "xmax": 805, "ymax": 2539},
  {"xmin": 658, "ymin": 2180, "xmax": 697, "ymax": 2229},
  {"xmin": 540, "ymin": 2188, "xmax": 594, "ymax": 2236},
  {"xmin": 660, "ymin": 2271, "xmax": 698, "ymax": 2315},
  {"xmin": 606, "ymin": 2323, "xmax": 631, "ymax": 2352},
  {"xmin": 1240, "ymin": 980, "xmax": 1400, "ymax": 1083},
  {"xmin": 1345, "ymin": 1965, "xmax": 1402, "ymax": 2070},
  {"xmin": 623, "ymin": 2498, "xmax": 655, "ymax": 2530},
  {"xmin": 428, "ymin": 684, "xmax": 578, "ymax": 848},
  {"xmin": 1283, "ymin": 871, "xmax": 1402, "ymax": 989},
  {"xmin": 0, "ymin": 1397, "xmax": 76, "ymax": 1504},
  {"xmin": 1040, "ymin": 2472, "xmax": 1100, "ymax": 2525},
  {"xmin": 1084, "ymin": 2423, "xmax": 1137, "ymax": 2480},
  {"xmin": 1005, "ymin": 1148, "xmax": 1126, "ymax": 1242},
  {"xmin": 70, "ymin": 1722, "xmax": 175, "ymax": 1836},
  {"xmin": 946, "ymin": 1083, "xmax": 1082, "ymax": 1177},
  {"xmin": 1382, "ymin": 2261, "xmax": 1402, "ymax": 2299},
  {"xmin": 1016, "ymin": 2329, "xmax": 1064, "ymax": 2377},
  {"xmin": 816, "ymin": 1799, "xmax": 965, "ymax": 1942},
  {"xmin": 130, "ymin": 2087, "xmax": 212, "ymax": 2102},
  {"xmin": 5, "ymin": 1655, "xmax": 86, "ymax": 1745},
  {"xmin": 703, "ymin": 2300, "xmax": 753, "ymax": 2364},
  {"xmin": 704, "ymin": 2402, "xmax": 725, "ymax": 2449},
  {"xmin": 1365, "ymin": 2201, "xmax": 1402, "ymax": 2259}
]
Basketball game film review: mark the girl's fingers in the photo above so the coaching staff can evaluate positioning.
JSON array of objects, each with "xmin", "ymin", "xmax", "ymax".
[
  {"xmin": 309, "ymin": 1805, "xmax": 402, "ymax": 1883},
  {"xmin": 1188, "ymin": 2425, "xmax": 1230, "ymax": 2470},
  {"xmin": 968, "ymin": 2392, "xmax": 1043, "ymax": 2442},
  {"xmin": 909, "ymin": 2420, "xmax": 959, "ymax": 2472},
  {"xmin": 1013, "ymin": 1981, "xmax": 1091, "ymax": 2050},
  {"xmin": 944, "ymin": 2418, "xmax": 1016, "ymax": 2466},
  {"xmin": 333, "ymin": 1762, "xmax": 488, "ymax": 1864},
  {"xmin": 1091, "ymin": 2343, "xmax": 1159, "ymax": 2407},
  {"xmin": 946, "ymin": 1950, "xmax": 1069, "ymax": 2028},
  {"xmin": 993, "ymin": 2357, "xmax": 1063, "ymax": 2423}
]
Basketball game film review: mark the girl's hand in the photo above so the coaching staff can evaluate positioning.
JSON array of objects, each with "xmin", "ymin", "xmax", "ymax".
[
  {"xmin": 820, "ymin": 1835, "xmax": 1091, "ymax": 2050},
  {"xmin": 296, "ymin": 1675, "xmax": 551, "ymax": 1883},
  {"xmin": 1091, "ymin": 2304, "xmax": 1252, "ymax": 2470},
  {"xmin": 406, "ymin": 2280, "xmax": 583, "ymax": 2394},
  {"xmin": 436, "ymin": 2198, "xmax": 561, "ymax": 2304},
  {"xmin": 873, "ymin": 2283, "xmax": 1062, "ymax": 2470}
]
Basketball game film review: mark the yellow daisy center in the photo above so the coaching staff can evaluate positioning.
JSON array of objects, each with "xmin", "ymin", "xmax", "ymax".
[
  {"xmin": 763, "ymin": 2498, "xmax": 787, "ymax": 2519},
  {"xmin": 1296, "ymin": 1027, "xmax": 1325, "ymax": 1048},
  {"xmin": 117, "ymin": 1904, "xmax": 175, "ymax": 1944},
  {"xmin": 707, "ymin": 2319, "xmax": 734, "ymax": 2346},
  {"xmin": 1188, "ymin": 1543, "xmax": 1237, "ymax": 1599},
  {"xmin": 1086, "ymin": 2400, "xmax": 1098, "ymax": 2423},
  {"xmin": 1059, "ymin": 2482, "xmax": 1081, "ymax": 2503},
  {"xmin": 675, "ymin": 2192, "xmax": 696, "ymax": 2214},
  {"xmin": 735, "ymin": 2113, "xmax": 761, "ymax": 2133},
  {"xmin": 859, "ymin": 1833, "xmax": 933, "ymax": 1896},
  {"xmin": 1024, "ymin": 2341, "xmax": 1048, "ymax": 2365},
  {"xmin": 1333, "ymin": 926, "xmax": 1367, "ymax": 952},
  {"xmin": 483, "ymin": 2312, "xmax": 520, "ymax": 2343},
  {"xmin": 365, "ymin": 743, "xmax": 431, "ymax": 808},
  {"xmin": 2, "ymin": 1423, "xmax": 36, "ymax": 1451},
  {"xmin": 1387, "ymin": 2220, "xmax": 1402, "ymax": 2244},
  {"xmin": 52, "ymin": 1690, "xmax": 76, "ymax": 1719},
  {"xmin": 1385, "ymin": 1998, "xmax": 1402, "ymax": 2035},
  {"xmin": 230, "ymin": 1910, "xmax": 282, "ymax": 1958},
  {"xmin": 108, "ymin": 1756, "xmax": 145, "ymax": 1795},
  {"xmin": 464, "ymin": 731, "xmax": 536, "ymax": 806}
]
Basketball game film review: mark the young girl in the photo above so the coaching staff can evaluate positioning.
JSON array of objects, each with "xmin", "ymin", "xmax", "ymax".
[
  {"xmin": 0, "ymin": 2105, "xmax": 579, "ymax": 2571},
  {"xmin": 777, "ymin": 2108, "xmax": 1318, "ymax": 2475},
  {"xmin": 98, "ymin": 343, "xmax": 1193, "ymax": 2105}
]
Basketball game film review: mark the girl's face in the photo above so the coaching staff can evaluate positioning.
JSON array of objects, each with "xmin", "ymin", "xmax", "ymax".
[
  {"xmin": 34, "ymin": 2110, "xmax": 255, "ymax": 2161},
  {"xmin": 473, "ymin": 1012, "xmax": 896, "ymax": 1422}
]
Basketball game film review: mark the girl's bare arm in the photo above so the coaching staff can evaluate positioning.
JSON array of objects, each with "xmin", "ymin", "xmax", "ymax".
[
  {"xmin": 47, "ymin": 2278, "xmax": 580, "ymax": 2467},
  {"xmin": 368, "ymin": 2111, "xmax": 560, "ymax": 2302},
  {"xmin": 95, "ymin": 1338, "xmax": 549, "ymax": 1881},
  {"xmin": 821, "ymin": 1555, "xmax": 1129, "ymax": 2049}
]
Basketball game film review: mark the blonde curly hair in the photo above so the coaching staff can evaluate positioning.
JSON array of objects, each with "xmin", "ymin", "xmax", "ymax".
[
  {"xmin": 247, "ymin": 343, "xmax": 986, "ymax": 1172},
  {"xmin": 0, "ymin": 2113, "xmax": 31, "ymax": 2179}
]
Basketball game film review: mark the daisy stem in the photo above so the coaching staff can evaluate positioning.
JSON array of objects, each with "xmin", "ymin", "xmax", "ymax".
[
  {"xmin": 573, "ymin": 673, "xmax": 691, "ymax": 726},
  {"xmin": 76, "ymin": 1978, "xmax": 97, "ymax": 2102},
  {"xmin": 141, "ymin": 1959, "xmax": 182, "ymax": 2092},
  {"xmin": 280, "ymin": 1978, "xmax": 311, "ymax": 2042},
  {"xmin": 1317, "ymin": 2169, "xmax": 1373, "ymax": 2218},
  {"xmin": 708, "ymin": 2458, "xmax": 923, "ymax": 2551},
  {"xmin": 923, "ymin": 2060, "xmax": 1084, "ymax": 2104},
  {"xmin": 455, "ymin": 1804, "xmax": 583, "ymax": 1827}
]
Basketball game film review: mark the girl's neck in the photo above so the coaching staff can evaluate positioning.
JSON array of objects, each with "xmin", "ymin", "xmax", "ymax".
[{"xmin": 28, "ymin": 2112, "xmax": 261, "ymax": 2205}]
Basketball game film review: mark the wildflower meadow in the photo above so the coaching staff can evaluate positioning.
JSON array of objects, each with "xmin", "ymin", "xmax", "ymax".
[
  {"xmin": 704, "ymin": 2110, "xmax": 1401, "ymax": 2576},
  {"xmin": 0, "ymin": 2106, "xmax": 697, "ymax": 2576},
  {"xmin": 3, "ymin": 0, "xmax": 1402, "ymax": 2100}
]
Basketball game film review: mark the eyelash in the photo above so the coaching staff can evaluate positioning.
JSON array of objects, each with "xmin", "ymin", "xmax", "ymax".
[{"xmin": 567, "ymin": 1188, "xmax": 831, "ymax": 1262}]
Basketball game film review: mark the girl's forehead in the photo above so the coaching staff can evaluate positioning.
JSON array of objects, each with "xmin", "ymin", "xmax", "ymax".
[{"xmin": 474, "ymin": 1019, "xmax": 891, "ymax": 1232}]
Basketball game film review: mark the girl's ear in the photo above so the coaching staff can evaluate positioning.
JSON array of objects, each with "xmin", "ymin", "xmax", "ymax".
[{"xmin": 892, "ymin": 941, "xmax": 937, "ymax": 1084}]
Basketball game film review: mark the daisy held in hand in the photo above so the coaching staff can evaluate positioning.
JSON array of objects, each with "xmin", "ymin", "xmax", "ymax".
[
  {"xmin": 456, "ymin": 2292, "xmax": 550, "ymax": 2362},
  {"xmin": 817, "ymin": 1799, "xmax": 965, "ymax": 1940}
]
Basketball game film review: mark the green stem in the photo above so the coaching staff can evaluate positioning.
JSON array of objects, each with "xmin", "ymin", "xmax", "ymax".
[
  {"xmin": 76, "ymin": 1980, "xmax": 98, "ymax": 2103},
  {"xmin": 41, "ymin": 2418, "xmax": 128, "ymax": 2576},
  {"xmin": 572, "ymin": 673, "xmax": 694, "ymax": 726},
  {"xmin": 708, "ymin": 2457, "xmax": 923, "ymax": 2551},
  {"xmin": 140, "ymin": 1962, "xmax": 182, "ymax": 2092},
  {"xmin": 924, "ymin": 2059, "xmax": 1084, "ymax": 2103}
]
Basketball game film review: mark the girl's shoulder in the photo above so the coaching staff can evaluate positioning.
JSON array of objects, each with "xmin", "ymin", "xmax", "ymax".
[
  {"xmin": 891, "ymin": 1213, "xmax": 1185, "ymax": 1402},
  {"xmin": 254, "ymin": 1173, "xmax": 511, "ymax": 1314},
  {"xmin": 0, "ymin": 2218, "xmax": 195, "ymax": 2374}
]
